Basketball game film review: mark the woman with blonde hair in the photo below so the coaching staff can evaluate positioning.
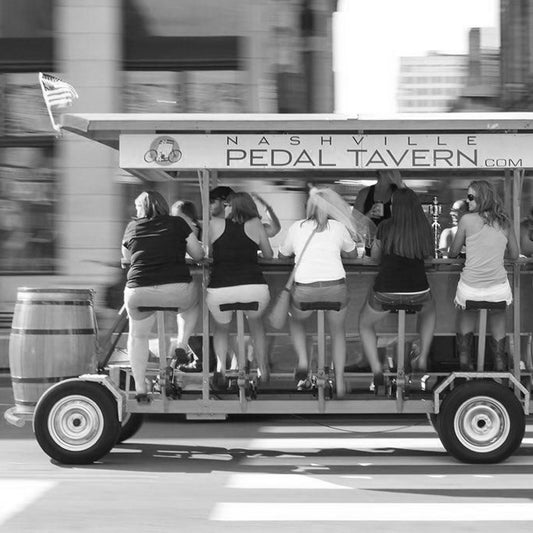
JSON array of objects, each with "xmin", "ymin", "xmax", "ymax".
[
  {"xmin": 278, "ymin": 187, "xmax": 361, "ymax": 398},
  {"xmin": 449, "ymin": 180, "xmax": 519, "ymax": 371},
  {"xmin": 122, "ymin": 190, "xmax": 204, "ymax": 402}
]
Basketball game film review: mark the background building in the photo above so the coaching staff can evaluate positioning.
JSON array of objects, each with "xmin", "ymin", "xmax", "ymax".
[
  {"xmin": 0, "ymin": 0, "xmax": 338, "ymax": 369},
  {"xmin": 396, "ymin": 53, "xmax": 467, "ymax": 113}
]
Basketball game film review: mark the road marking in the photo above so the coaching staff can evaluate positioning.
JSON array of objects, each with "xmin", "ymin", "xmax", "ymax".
[
  {"xmin": 0, "ymin": 480, "xmax": 55, "ymax": 527},
  {"xmin": 211, "ymin": 502, "xmax": 533, "ymax": 521},
  {"xmin": 227, "ymin": 473, "xmax": 350, "ymax": 490}
]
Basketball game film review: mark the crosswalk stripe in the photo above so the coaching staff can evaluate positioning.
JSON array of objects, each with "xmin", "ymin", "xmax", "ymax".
[
  {"xmin": 0, "ymin": 480, "xmax": 55, "ymax": 527},
  {"xmin": 210, "ymin": 502, "xmax": 533, "ymax": 521}
]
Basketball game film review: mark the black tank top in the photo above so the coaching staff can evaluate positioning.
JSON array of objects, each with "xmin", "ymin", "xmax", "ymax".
[{"xmin": 209, "ymin": 220, "xmax": 266, "ymax": 288}]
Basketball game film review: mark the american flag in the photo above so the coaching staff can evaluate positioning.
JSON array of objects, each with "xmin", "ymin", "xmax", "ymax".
[{"xmin": 38, "ymin": 72, "xmax": 78, "ymax": 132}]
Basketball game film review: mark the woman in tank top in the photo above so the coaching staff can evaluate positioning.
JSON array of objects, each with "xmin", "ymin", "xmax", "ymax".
[
  {"xmin": 358, "ymin": 188, "xmax": 436, "ymax": 382},
  {"xmin": 449, "ymin": 180, "xmax": 519, "ymax": 371},
  {"xmin": 207, "ymin": 192, "xmax": 273, "ymax": 386}
]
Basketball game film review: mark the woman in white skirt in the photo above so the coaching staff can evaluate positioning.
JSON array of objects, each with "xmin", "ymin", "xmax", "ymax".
[{"xmin": 449, "ymin": 180, "xmax": 519, "ymax": 370}]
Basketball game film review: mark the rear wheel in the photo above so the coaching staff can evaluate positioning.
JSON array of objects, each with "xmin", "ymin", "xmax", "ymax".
[
  {"xmin": 117, "ymin": 413, "xmax": 144, "ymax": 443},
  {"xmin": 437, "ymin": 380, "xmax": 525, "ymax": 463},
  {"xmin": 34, "ymin": 381, "xmax": 120, "ymax": 464}
]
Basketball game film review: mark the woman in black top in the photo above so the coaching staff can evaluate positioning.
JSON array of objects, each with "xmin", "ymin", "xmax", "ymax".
[
  {"xmin": 353, "ymin": 171, "xmax": 404, "ymax": 252},
  {"xmin": 207, "ymin": 192, "xmax": 273, "ymax": 385},
  {"xmin": 122, "ymin": 191, "xmax": 204, "ymax": 401},
  {"xmin": 358, "ymin": 188, "xmax": 436, "ymax": 381}
]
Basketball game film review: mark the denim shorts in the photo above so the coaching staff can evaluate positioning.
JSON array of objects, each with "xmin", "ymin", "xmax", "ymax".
[
  {"xmin": 291, "ymin": 279, "xmax": 348, "ymax": 311},
  {"xmin": 368, "ymin": 287, "xmax": 431, "ymax": 312}
]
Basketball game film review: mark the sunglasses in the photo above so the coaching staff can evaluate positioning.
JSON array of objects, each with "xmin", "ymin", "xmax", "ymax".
[{"xmin": 467, "ymin": 193, "xmax": 475, "ymax": 202}]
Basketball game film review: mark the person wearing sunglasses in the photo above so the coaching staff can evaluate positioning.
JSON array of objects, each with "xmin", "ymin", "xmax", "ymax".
[{"xmin": 449, "ymin": 180, "xmax": 519, "ymax": 371}]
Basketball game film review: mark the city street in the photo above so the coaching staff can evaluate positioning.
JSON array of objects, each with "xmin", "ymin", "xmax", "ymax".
[{"xmin": 1, "ymin": 384, "xmax": 533, "ymax": 532}]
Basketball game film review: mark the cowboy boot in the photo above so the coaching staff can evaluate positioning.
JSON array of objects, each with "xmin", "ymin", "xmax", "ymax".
[
  {"xmin": 456, "ymin": 332, "xmax": 474, "ymax": 371},
  {"xmin": 488, "ymin": 336, "xmax": 507, "ymax": 372}
]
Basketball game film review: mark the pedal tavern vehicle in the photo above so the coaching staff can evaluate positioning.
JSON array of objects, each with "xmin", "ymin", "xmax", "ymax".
[{"xmin": 4, "ymin": 113, "xmax": 533, "ymax": 465}]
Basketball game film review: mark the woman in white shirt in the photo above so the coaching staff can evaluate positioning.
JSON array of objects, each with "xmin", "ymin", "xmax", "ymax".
[{"xmin": 278, "ymin": 188, "xmax": 359, "ymax": 398}]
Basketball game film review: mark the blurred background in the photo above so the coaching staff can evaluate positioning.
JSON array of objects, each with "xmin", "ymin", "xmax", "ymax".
[{"xmin": 0, "ymin": 0, "xmax": 532, "ymax": 369}]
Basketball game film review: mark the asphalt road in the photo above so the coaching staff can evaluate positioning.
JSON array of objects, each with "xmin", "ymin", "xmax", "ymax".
[{"xmin": 1, "ymin": 384, "xmax": 533, "ymax": 533}]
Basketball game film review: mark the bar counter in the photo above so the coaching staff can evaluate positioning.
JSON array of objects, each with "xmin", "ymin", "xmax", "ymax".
[{"xmin": 190, "ymin": 257, "xmax": 533, "ymax": 370}]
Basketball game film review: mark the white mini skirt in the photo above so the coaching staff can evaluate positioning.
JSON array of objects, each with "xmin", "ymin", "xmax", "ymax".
[{"xmin": 454, "ymin": 278, "xmax": 512, "ymax": 309}]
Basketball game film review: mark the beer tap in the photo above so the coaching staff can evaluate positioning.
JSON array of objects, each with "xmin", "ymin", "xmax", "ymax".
[{"xmin": 428, "ymin": 196, "xmax": 442, "ymax": 258}]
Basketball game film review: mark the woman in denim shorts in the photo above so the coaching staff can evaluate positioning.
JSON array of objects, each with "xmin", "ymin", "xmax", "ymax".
[
  {"xmin": 359, "ymin": 188, "xmax": 436, "ymax": 382},
  {"xmin": 279, "ymin": 188, "xmax": 359, "ymax": 397}
]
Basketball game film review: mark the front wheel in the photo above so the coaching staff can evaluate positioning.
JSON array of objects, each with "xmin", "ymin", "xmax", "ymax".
[
  {"xmin": 34, "ymin": 381, "xmax": 120, "ymax": 464},
  {"xmin": 437, "ymin": 380, "xmax": 525, "ymax": 463}
]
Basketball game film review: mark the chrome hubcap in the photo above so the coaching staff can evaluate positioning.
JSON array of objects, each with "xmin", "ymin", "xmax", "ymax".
[
  {"xmin": 454, "ymin": 396, "xmax": 510, "ymax": 453},
  {"xmin": 48, "ymin": 395, "xmax": 103, "ymax": 451}
]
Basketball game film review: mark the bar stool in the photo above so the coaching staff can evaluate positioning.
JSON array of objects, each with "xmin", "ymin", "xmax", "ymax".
[
  {"xmin": 381, "ymin": 302, "xmax": 423, "ymax": 412},
  {"xmin": 464, "ymin": 300, "xmax": 507, "ymax": 371},
  {"xmin": 218, "ymin": 301, "xmax": 259, "ymax": 407},
  {"xmin": 299, "ymin": 301, "xmax": 341, "ymax": 412},
  {"xmin": 137, "ymin": 306, "xmax": 182, "ymax": 399}
]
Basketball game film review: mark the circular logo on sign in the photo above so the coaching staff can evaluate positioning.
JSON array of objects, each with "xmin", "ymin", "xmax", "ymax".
[{"xmin": 144, "ymin": 136, "xmax": 182, "ymax": 165}]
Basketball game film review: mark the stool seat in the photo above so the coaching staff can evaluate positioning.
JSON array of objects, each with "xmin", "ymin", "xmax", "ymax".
[
  {"xmin": 137, "ymin": 306, "xmax": 180, "ymax": 312},
  {"xmin": 219, "ymin": 301, "xmax": 259, "ymax": 312},
  {"xmin": 381, "ymin": 302, "xmax": 422, "ymax": 314},
  {"xmin": 465, "ymin": 300, "xmax": 506, "ymax": 311},
  {"xmin": 300, "ymin": 301, "xmax": 341, "ymax": 312}
]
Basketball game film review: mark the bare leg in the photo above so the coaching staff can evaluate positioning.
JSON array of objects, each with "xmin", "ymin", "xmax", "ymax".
[
  {"xmin": 487, "ymin": 308, "xmax": 506, "ymax": 340},
  {"xmin": 326, "ymin": 307, "xmax": 348, "ymax": 397},
  {"xmin": 213, "ymin": 320, "xmax": 231, "ymax": 377},
  {"xmin": 247, "ymin": 313, "xmax": 269, "ymax": 380},
  {"xmin": 289, "ymin": 306, "xmax": 312, "ymax": 374},
  {"xmin": 358, "ymin": 301, "xmax": 388, "ymax": 376},
  {"xmin": 413, "ymin": 298, "xmax": 436, "ymax": 371},
  {"xmin": 176, "ymin": 301, "xmax": 199, "ymax": 351},
  {"xmin": 128, "ymin": 313, "xmax": 156, "ymax": 395},
  {"xmin": 457, "ymin": 308, "xmax": 477, "ymax": 335}
]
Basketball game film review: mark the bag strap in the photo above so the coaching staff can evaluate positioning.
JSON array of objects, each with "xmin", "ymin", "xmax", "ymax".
[{"xmin": 282, "ymin": 227, "xmax": 318, "ymax": 291}]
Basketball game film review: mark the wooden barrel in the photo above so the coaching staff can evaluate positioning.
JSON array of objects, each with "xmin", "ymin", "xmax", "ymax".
[{"xmin": 9, "ymin": 288, "xmax": 98, "ymax": 415}]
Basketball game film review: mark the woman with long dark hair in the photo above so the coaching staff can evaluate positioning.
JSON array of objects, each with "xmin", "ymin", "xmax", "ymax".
[
  {"xmin": 207, "ymin": 191, "xmax": 273, "ymax": 386},
  {"xmin": 449, "ymin": 180, "xmax": 519, "ymax": 370},
  {"xmin": 358, "ymin": 187, "xmax": 436, "ymax": 382},
  {"xmin": 122, "ymin": 190, "xmax": 204, "ymax": 402}
]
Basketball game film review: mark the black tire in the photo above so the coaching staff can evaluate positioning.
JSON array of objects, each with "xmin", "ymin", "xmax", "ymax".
[
  {"xmin": 427, "ymin": 413, "xmax": 442, "ymax": 438},
  {"xmin": 438, "ymin": 380, "xmax": 525, "ymax": 464},
  {"xmin": 144, "ymin": 149, "xmax": 157, "ymax": 163},
  {"xmin": 34, "ymin": 381, "xmax": 120, "ymax": 464},
  {"xmin": 168, "ymin": 149, "xmax": 182, "ymax": 163},
  {"xmin": 117, "ymin": 413, "xmax": 144, "ymax": 443}
]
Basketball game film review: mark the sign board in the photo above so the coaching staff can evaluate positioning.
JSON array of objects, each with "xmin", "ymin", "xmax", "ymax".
[{"xmin": 119, "ymin": 133, "xmax": 533, "ymax": 170}]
